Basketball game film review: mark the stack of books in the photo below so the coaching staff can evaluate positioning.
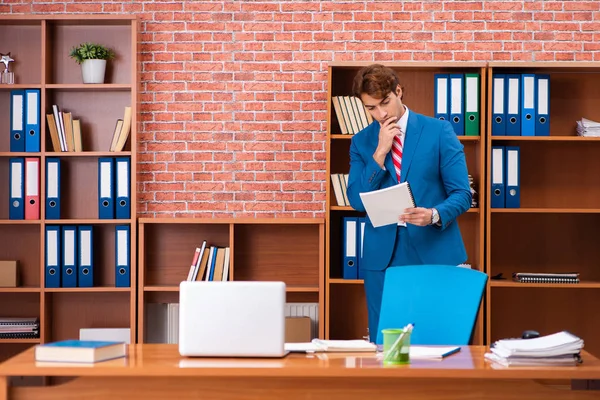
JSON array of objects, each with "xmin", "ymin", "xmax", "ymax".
[
  {"xmin": 185, "ymin": 240, "xmax": 230, "ymax": 282},
  {"xmin": 0, "ymin": 317, "xmax": 39, "ymax": 339},
  {"xmin": 46, "ymin": 106, "xmax": 83, "ymax": 152},
  {"xmin": 331, "ymin": 96, "xmax": 373, "ymax": 134},
  {"xmin": 485, "ymin": 331, "xmax": 584, "ymax": 367}
]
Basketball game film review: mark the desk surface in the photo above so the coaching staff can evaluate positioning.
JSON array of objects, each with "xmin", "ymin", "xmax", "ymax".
[{"xmin": 1, "ymin": 345, "xmax": 600, "ymax": 380}]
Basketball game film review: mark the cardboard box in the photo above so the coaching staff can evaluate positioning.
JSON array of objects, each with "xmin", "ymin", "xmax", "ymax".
[
  {"xmin": 285, "ymin": 316, "xmax": 312, "ymax": 343},
  {"xmin": 0, "ymin": 261, "xmax": 18, "ymax": 287}
]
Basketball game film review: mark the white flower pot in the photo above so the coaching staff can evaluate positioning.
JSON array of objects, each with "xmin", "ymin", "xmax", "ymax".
[{"xmin": 81, "ymin": 59, "xmax": 107, "ymax": 84}]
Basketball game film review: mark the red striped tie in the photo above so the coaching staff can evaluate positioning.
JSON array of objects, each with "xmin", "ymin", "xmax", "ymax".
[{"xmin": 392, "ymin": 134, "xmax": 403, "ymax": 182}]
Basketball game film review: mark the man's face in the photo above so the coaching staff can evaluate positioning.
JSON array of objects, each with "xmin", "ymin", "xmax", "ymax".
[{"xmin": 360, "ymin": 85, "xmax": 404, "ymax": 124}]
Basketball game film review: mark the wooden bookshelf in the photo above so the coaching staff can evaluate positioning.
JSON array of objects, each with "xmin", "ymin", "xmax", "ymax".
[
  {"xmin": 137, "ymin": 218, "xmax": 325, "ymax": 344},
  {"xmin": 326, "ymin": 62, "xmax": 486, "ymax": 343},
  {"xmin": 485, "ymin": 62, "xmax": 600, "ymax": 356},
  {"xmin": 0, "ymin": 15, "xmax": 138, "ymax": 360}
]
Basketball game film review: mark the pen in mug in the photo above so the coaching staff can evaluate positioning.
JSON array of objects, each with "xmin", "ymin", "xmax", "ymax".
[{"xmin": 385, "ymin": 323, "xmax": 414, "ymax": 361}]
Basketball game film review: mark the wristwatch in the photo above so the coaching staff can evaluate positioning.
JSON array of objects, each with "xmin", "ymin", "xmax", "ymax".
[{"xmin": 430, "ymin": 208, "xmax": 440, "ymax": 225}]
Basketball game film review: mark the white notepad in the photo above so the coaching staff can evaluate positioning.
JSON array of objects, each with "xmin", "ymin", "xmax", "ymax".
[
  {"xmin": 285, "ymin": 339, "xmax": 377, "ymax": 353},
  {"xmin": 359, "ymin": 182, "xmax": 416, "ymax": 228}
]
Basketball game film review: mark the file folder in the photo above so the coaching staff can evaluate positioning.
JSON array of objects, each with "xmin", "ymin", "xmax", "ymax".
[
  {"xmin": 492, "ymin": 75, "xmax": 506, "ymax": 136},
  {"xmin": 505, "ymin": 146, "xmax": 520, "ymax": 208},
  {"xmin": 464, "ymin": 73, "xmax": 480, "ymax": 136},
  {"xmin": 491, "ymin": 146, "xmax": 505, "ymax": 208},
  {"xmin": 520, "ymin": 74, "xmax": 536, "ymax": 136},
  {"xmin": 78, "ymin": 226, "xmax": 94, "ymax": 287},
  {"xmin": 342, "ymin": 216, "xmax": 358, "ymax": 279},
  {"xmin": 434, "ymin": 74, "xmax": 449, "ymax": 122},
  {"xmin": 535, "ymin": 74, "xmax": 550, "ymax": 136},
  {"xmin": 98, "ymin": 158, "xmax": 115, "ymax": 219},
  {"xmin": 506, "ymin": 74, "xmax": 521, "ymax": 136},
  {"xmin": 62, "ymin": 225, "xmax": 78, "ymax": 287},
  {"xmin": 115, "ymin": 225, "xmax": 130, "ymax": 287},
  {"xmin": 45, "ymin": 158, "xmax": 61, "ymax": 220},
  {"xmin": 115, "ymin": 158, "xmax": 130, "ymax": 219},
  {"xmin": 24, "ymin": 157, "xmax": 40, "ymax": 220},
  {"xmin": 24, "ymin": 89, "xmax": 41, "ymax": 152},
  {"xmin": 357, "ymin": 217, "xmax": 366, "ymax": 280},
  {"xmin": 10, "ymin": 89, "xmax": 25, "ymax": 152},
  {"xmin": 45, "ymin": 226, "xmax": 61, "ymax": 288},
  {"xmin": 449, "ymin": 74, "xmax": 464, "ymax": 135},
  {"xmin": 9, "ymin": 158, "xmax": 24, "ymax": 220}
]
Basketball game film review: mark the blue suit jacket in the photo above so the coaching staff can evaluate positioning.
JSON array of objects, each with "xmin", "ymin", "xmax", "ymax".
[{"xmin": 346, "ymin": 111, "xmax": 471, "ymax": 271}]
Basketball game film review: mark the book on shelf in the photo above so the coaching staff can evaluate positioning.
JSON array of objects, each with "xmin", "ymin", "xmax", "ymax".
[
  {"xmin": 46, "ymin": 105, "xmax": 82, "ymax": 152},
  {"xmin": 512, "ymin": 272, "xmax": 580, "ymax": 284},
  {"xmin": 331, "ymin": 95, "xmax": 373, "ymax": 134},
  {"xmin": 35, "ymin": 340, "xmax": 126, "ymax": 363},
  {"xmin": 485, "ymin": 331, "xmax": 583, "ymax": 367},
  {"xmin": 330, "ymin": 173, "xmax": 349, "ymax": 206},
  {"xmin": 185, "ymin": 241, "xmax": 230, "ymax": 282},
  {"xmin": 110, "ymin": 106, "xmax": 131, "ymax": 152}
]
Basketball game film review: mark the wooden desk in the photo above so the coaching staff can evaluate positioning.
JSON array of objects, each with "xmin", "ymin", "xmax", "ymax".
[{"xmin": 1, "ymin": 345, "xmax": 600, "ymax": 400}]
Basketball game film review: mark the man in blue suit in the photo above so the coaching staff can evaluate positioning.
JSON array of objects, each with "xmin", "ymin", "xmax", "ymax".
[{"xmin": 346, "ymin": 64, "xmax": 472, "ymax": 342}]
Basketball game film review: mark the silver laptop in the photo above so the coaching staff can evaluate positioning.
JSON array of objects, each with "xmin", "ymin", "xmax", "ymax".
[{"xmin": 178, "ymin": 280, "xmax": 288, "ymax": 358}]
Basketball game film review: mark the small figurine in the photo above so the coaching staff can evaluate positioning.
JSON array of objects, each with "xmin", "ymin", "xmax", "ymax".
[
  {"xmin": 0, "ymin": 52, "xmax": 14, "ymax": 72},
  {"xmin": 0, "ymin": 52, "xmax": 15, "ymax": 84}
]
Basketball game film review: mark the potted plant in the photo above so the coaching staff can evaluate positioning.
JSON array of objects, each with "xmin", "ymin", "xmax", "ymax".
[{"xmin": 69, "ymin": 42, "xmax": 115, "ymax": 84}]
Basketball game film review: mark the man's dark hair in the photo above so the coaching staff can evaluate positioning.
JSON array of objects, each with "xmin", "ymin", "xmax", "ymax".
[{"xmin": 352, "ymin": 64, "xmax": 401, "ymax": 99}]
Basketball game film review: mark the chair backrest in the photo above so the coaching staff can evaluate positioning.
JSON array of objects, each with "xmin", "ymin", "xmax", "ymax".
[{"xmin": 376, "ymin": 265, "xmax": 487, "ymax": 345}]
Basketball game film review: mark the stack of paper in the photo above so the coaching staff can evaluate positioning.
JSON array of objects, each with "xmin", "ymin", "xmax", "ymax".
[
  {"xmin": 576, "ymin": 118, "xmax": 600, "ymax": 137},
  {"xmin": 285, "ymin": 339, "xmax": 376, "ymax": 353},
  {"xmin": 285, "ymin": 340, "xmax": 461, "ymax": 360},
  {"xmin": 485, "ymin": 331, "xmax": 583, "ymax": 367}
]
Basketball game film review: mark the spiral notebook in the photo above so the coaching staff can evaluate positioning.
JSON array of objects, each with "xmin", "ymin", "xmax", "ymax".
[
  {"xmin": 512, "ymin": 272, "xmax": 580, "ymax": 284},
  {"xmin": 359, "ymin": 182, "xmax": 416, "ymax": 228}
]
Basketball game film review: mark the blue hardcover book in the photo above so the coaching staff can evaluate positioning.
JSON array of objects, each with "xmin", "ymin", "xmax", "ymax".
[{"xmin": 35, "ymin": 340, "xmax": 126, "ymax": 363}]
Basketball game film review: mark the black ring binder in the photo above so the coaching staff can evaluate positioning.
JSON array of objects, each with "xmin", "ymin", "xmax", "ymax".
[{"xmin": 406, "ymin": 182, "xmax": 416, "ymax": 208}]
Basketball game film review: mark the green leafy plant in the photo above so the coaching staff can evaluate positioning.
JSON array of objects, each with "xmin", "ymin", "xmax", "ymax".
[{"xmin": 69, "ymin": 42, "xmax": 115, "ymax": 64}]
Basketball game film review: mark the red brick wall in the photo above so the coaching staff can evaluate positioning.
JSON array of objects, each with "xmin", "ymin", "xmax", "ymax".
[{"xmin": 6, "ymin": 1, "xmax": 600, "ymax": 217}]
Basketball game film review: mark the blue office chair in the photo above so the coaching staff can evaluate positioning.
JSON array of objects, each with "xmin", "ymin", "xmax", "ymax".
[{"xmin": 376, "ymin": 265, "xmax": 487, "ymax": 345}]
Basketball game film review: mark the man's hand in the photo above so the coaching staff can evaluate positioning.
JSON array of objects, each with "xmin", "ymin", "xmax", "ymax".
[
  {"xmin": 399, "ymin": 207, "xmax": 432, "ymax": 227},
  {"xmin": 373, "ymin": 117, "xmax": 400, "ymax": 167}
]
